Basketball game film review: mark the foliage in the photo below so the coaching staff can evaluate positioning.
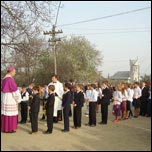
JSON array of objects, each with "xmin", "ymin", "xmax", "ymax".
[{"xmin": 34, "ymin": 36, "xmax": 103, "ymax": 84}]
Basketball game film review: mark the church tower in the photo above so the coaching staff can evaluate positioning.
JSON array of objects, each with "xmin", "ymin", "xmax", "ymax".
[{"xmin": 130, "ymin": 58, "xmax": 139, "ymax": 82}]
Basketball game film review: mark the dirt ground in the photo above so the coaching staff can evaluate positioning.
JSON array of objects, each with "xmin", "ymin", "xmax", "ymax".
[{"xmin": 1, "ymin": 104, "xmax": 151, "ymax": 151}]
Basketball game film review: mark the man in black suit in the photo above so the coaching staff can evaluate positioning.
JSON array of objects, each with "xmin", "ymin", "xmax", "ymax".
[
  {"xmin": 140, "ymin": 82, "xmax": 149, "ymax": 116},
  {"xmin": 61, "ymin": 83, "xmax": 72, "ymax": 132},
  {"xmin": 99, "ymin": 81, "xmax": 111, "ymax": 125}
]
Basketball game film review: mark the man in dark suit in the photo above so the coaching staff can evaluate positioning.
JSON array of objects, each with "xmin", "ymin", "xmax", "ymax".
[
  {"xmin": 61, "ymin": 83, "xmax": 72, "ymax": 132},
  {"xmin": 99, "ymin": 81, "xmax": 111, "ymax": 125},
  {"xmin": 140, "ymin": 82, "xmax": 149, "ymax": 116}
]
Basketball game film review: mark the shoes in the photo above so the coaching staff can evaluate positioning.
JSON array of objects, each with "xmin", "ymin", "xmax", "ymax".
[
  {"xmin": 85, "ymin": 123, "xmax": 96, "ymax": 127},
  {"xmin": 19, "ymin": 120, "xmax": 26, "ymax": 124},
  {"xmin": 43, "ymin": 131, "xmax": 52, "ymax": 134},
  {"xmin": 146, "ymin": 115, "xmax": 151, "ymax": 117},
  {"xmin": 113, "ymin": 119, "xmax": 118, "ymax": 123},
  {"xmin": 29, "ymin": 131, "xmax": 38, "ymax": 134},
  {"xmin": 98, "ymin": 122, "xmax": 107, "ymax": 124},
  {"xmin": 101, "ymin": 122, "xmax": 107, "ymax": 125},
  {"xmin": 61, "ymin": 129, "xmax": 69, "ymax": 132},
  {"xmin": 89, "ymin": 124, "xmax": 96, "ymax": 127},
  {"xmin": 58, "ymin": 118, "xmax": 62, "ymax": 121},
  {"xmin": 53, "ymin": 121, "xmax": 58, "ymax": 123},
  {"xmin": 71, "ymin": 126, "xmax": 78, "ymax": 129},
  {"xmin": 20, "ymin": 121, "xmax": 26, "ymax": 124}
]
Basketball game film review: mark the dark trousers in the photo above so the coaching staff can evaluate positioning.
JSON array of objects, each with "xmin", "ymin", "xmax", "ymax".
[
  {"xmin": 21, "ymin": 102, "xmax": 28, "ymax": 122},
  {"xmin": 57, "ymin": 110, "xmax": 62, "ymax": 121},
  {"xmin": 140, "ymin": 99, "xmax": 148, "ymax": 116},
  {"xmin": 46, "ymin": 109, "xmax": 54, "ymax": 132},
  {"xmin": 73, "ymin": 106, "xmax": 82, "ymax": 127},
  {"xmin": 69, "ymin": 106, "xmax": 72, "ymax": 117},
  {"xmin": 101, "ymin": 104, "xmax": 108, "ymax": 124},
  {"xmin": 53, "ymin": 117, "xmax": 58, "ymax": 123},
  {"xmin": 41, "ymin": 100, "xmax": 46, "ymax": 119},
  {"xmin": 63, "ymin": 107, "xmax": 70, "ymax": 131},
  {"xmin": 30, "ymin": 112, "xmax": 39, "ymax": 132},
  {"xmin": 146, "ymin": 99, "xmax": 151, "ymax": 116},
  {"xmin": 89, "ymin": 102, "xmax": 96, "ymax": 125}
]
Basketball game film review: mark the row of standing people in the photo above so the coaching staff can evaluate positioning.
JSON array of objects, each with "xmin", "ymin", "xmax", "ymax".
[
  {"xmin": 1, "ymin": 66, "xmax": 151, "ymax": 134},
  {"xmin": 112, "ymin": 81, "xmax": 151, "ymax": 123},
  {"xmin": 19, "ymin": 79, "xmax": 112, "ymax": 133},
  {"xmin": 20, "ymin": 79, "xmax": 151, "ymax": 134}
]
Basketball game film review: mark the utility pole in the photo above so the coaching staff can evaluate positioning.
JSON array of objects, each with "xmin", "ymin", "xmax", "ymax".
[{"xmin": 44, "ymin": 25, "xmax": 63, "ymax": 75}]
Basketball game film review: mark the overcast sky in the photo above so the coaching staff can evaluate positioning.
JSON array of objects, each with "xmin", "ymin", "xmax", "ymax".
[{"xmin": 45, "ymin": 1, "xmax": 151, "ymax": 78}]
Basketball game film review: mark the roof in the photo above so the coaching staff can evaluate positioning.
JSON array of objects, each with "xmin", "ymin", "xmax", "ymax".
[{"xmin": 110, "ymin": 71, "xmax": 130, "ymax": 80}]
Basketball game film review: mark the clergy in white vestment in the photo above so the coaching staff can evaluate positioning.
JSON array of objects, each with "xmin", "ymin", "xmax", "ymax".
[{"xmin": 48, "ymin": 75, "xmax": 64, "ymax": 122}]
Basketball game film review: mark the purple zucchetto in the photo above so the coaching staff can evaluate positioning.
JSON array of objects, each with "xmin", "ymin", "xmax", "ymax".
[{"xmin": 7, "ymin": 66, "xmax": 15, "ymax": 72}]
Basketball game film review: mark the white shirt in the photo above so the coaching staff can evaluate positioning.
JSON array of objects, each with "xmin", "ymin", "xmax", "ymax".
[
  {"xmin": 97, "ymin": 88, "xmax": 102, "ymax": 99},
  {"xmin": 21, "ymin": 91, "xmax": 29, "ymax": 102},
  {"xmin": 84, "ymin": 89, "xmax": 91, "ymax": 100},
  {"xmin": 89, "ymin": 89, "xmax": 98, "ymax": 102},
  {"xmin": 133, "ymin": 86, "xmax": 141, "ymax": 99},
  {"xmin": 113, "ymin": 91, "xmax": 122, "ymax": 105},
  {"xmin": 127, "ymin": 88, "xmax": 134, "ymax": 102}
]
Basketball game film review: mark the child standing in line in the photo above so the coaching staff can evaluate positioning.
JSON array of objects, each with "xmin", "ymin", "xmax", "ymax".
[
  {"xmin": 112, "ymin": 84, "xmax": 122, "ymax": 122},
  {"xmin": 72, "ymin": 84, "xmax": 84, "ymax": 129},
  {"xmin": 61, "ymin": 83, "xmax": 72, "ymax": 132},
  {"xmin": 86, "ymin": 84, "xmax": 98, "ymax": 127},
  {"xmin": 43, "ymin": 85, "xmax": 55, "ymax": 134},
  {"xmin": 20, "ymin": 84, "xmax": 29, "ymax": 124},
  {"xmin": 29, "ymin": 86, "xmax": 40, "ymax": 134}
]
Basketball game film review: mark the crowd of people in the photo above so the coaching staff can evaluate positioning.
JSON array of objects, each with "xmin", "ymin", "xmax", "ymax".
[{"xmin": 1, "ymin": 66, "xmax": 151, "ymax": 135}]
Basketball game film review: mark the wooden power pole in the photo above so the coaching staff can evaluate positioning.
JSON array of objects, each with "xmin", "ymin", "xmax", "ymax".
[{"xmin": 44, "ymin": 25, "xmax": 63, "ymax": 75}]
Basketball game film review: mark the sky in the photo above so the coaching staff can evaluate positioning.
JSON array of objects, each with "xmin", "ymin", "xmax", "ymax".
[{"xmin": 46, "ymin": 1, "xmax": 151, "ymax": 78}]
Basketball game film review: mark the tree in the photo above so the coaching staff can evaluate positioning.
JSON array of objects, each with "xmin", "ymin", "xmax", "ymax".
[
  {"xmin": 34, "ymin": 36, "xmax": 103, "ymax": 84},
  {"xmin": 1, "ymin": 1, "xmax": 58, "ymax": 70}
]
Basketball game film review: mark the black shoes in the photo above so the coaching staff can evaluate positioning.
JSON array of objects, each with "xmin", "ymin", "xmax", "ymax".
[
  {"xmin": 90, "ymin": 124, "xmax": 96, "ymax": 127},
  {"xmin": 19, "ymin": 121, "xmax": 26, "ymax": 124},
  {"xmin": 43, "ymin": 130, "xmax": 52, "ymax": 134},
  {"xmin": 85, "ymin": 123, "xmax": 96, "ymax": 127},
  {"xmin": 98, "ymin": 122, "xmax": 107, "ymax": 125},
  {"xmin": 61, "ymin": 129, "xmax": 69, "ymax": 132},
  {"xmin": 29, "ymin": 131, "xmax": 38, "ymax": 134}
]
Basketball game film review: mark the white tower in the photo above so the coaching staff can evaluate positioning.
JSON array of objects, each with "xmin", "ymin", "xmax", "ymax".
[{"xmin": 130, "ymin": 58, "xmax": 139, "ymax": 82}]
